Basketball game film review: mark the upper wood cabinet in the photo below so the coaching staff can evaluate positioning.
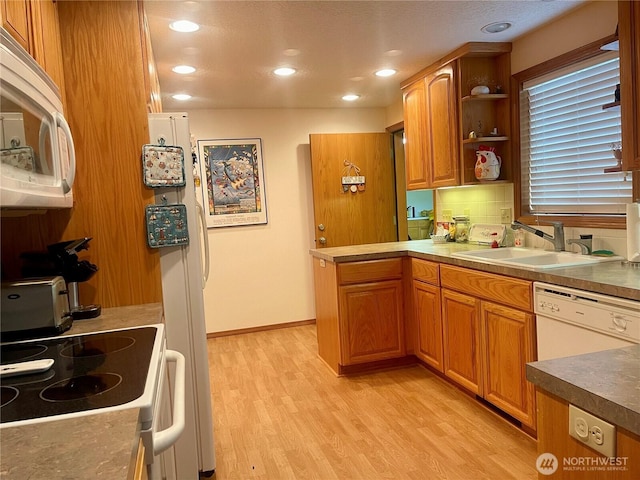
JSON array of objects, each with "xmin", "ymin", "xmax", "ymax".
[
  {"xmin": 139, "ymin": 2, "xmax": 162, "ymax": 113},
  {"xmin": 403, "ymin": 79, "xmax": 430, "ymax": 190},
  {"xmin": 403, "ymin": 65, "xmax": 459, "ymax": 189},
  {"xmin": 1, "ymin": 0, "xmax": 32, "ymax": 52},
  {"xmin": 426, "ymin": 65, "xmax": 459, "ymax": 188},
  {"xmin": 402, "ymin": 43, "xmax": 512, "ymax": 189},
  {"xmin": 1, "ymin": 0, "xmax": 65, "ymax": 94},
  {"xmin": 619, "ymin": 0, "xmax": 640, "ymax": 170}
]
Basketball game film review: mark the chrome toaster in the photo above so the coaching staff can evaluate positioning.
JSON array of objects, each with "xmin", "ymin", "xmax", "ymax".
[{"xmin": 1, "ymin": 276, "xmax": 72, "ymax": 339}]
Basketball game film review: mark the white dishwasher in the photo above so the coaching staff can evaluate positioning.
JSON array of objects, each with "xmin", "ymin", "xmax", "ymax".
[{"xmin": 534, "ymin": 282, "xmax": 640, "ymax": 360}]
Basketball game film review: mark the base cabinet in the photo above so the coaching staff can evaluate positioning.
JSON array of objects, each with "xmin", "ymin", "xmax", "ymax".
[
  {"xmin": 440, "ymin": 265, "xmax": 536, "ymax": 429},
  {"xmin": 411, "ymin": 258, "xmax": 443, "ymax": 372},
  {"xmin": 481, "ymin": 301, "xmax": 536, "ymax": 428},
  {"xmin": 441, "ymin": 289, "xmax": 483, "ymax": 395},
  {"xmin": 339, "ymin": 279, "xmax": 404, "ymax": 365},
  {"xmin": 313, "ymin": 257, "xmax": 405, "ymax": 374}
]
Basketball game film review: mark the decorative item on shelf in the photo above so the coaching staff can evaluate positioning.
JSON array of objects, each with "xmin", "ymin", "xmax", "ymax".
[
  {"xmin": 489, "ymin": 127, "xmax": 499, "ymax": 136},
  {"xmin": 475, "ymin": 145, "xmax": 501, "ymax": 181},
  {"xmin": 470, "ymin": 85, "xmax": 490, "ymax": 96},
  {"xmin": 468, "ymin": 131, "xmax": 477, "ymax": 139},
  {"xmin": 495, "ymin": 85, "xmax": 503, "ymax": 94},
  {"xmin": 610, "ymin": 142, "xmax": 623, "ymax": 167},
  {"xmin": 341, "ymin": 160, "xmax": 366, "ymax": 193}
]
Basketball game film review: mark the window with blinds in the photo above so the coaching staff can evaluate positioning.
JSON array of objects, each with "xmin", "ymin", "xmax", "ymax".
[{"xmin": 520, "ymin": 53, "xmax": 632, "ymax": 215}]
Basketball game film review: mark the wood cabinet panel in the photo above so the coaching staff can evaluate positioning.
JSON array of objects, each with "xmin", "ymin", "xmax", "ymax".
[
  {"xmin": 537, "ymin": 389, "xmax": 640, "ymax": 479},
  {"xmin": 1, "ymin": 0, "xmax": 31, "ymax": 51},
  {"xmin": 619, "ymin": 0, "xmax": 640, "ymax": 170},
  {"xmin": 0, "ymin": 0, "xmax": 162, "ymax": 307},
  {"xmin": 338, "ymin": 258, "xmax": 403, "ymax": 285},
  {"xmin": 339, "ymin": 280, "xmax": 405, "ymax": 365},
  {"xmin": 411, "ymin": 258, "xmax": 439, "ymax": 285},
  {"xmin": 413, "ymin": 280, "xmax": 443, "ymax": 372},
  {"xmin": 441, "ymin": 288, "xmax": 482, "ymax": 395},
  {"xmin": 425, "ymin": 65, "xmax": 459, "ymax": 187},
  {"xmin": 30, "ymin": 0, "xmax": 65, "ymax": 101},
  {"xmin": 313, "ymin": 258, "xmax": 341, "ymax": 374},
  {"xmin": 440, "ymin": 264, "xmax": 532, "ymax": 311},
  {"xmin": 403, "ymin": 79, "xmax": 430, "ymax": 190},
  {"xmin": 480, "ymin": 301, "xmax": 536, "ymax": 428}
]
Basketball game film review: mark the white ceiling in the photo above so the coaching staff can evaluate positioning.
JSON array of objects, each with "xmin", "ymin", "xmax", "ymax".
[{"xmin": 145, "ymin": 0, "xmax": 587, "ymax": 111}]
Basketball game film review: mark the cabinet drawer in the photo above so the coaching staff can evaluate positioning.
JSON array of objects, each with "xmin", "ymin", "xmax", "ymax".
[
  {"xmin": 440, "ymin": 265, "xmax": 532, "ymax": 311},
  {"xmin": 338, "ymin": 258, "xmax": 403, "ymax": 285},
  {"xmin": 411, "ymin": 258, "xmax": 440, "ymax": 285}
]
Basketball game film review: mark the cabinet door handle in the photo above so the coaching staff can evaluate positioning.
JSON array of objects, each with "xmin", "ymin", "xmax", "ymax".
[{"xmin": 318, "ymin": 236, "xmax": 327, "ymax": 245}]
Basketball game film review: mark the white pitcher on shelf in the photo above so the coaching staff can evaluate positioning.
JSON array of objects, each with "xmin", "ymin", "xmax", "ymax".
[{"xmin": 475, "ymin": 150, "xmax": 501, "ymax": 181}]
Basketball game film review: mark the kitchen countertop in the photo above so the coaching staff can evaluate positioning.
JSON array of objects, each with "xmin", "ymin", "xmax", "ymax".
[
  {"xmin": 0, "ymin": 303, "xmax": 163, "ymax": 480},
  {"xmin": 309, "ymin": 239, "xmax": 640, "ymax": 301},
  {"xmin": 526, "ymin": 345, "xmax": 640, "ymax": 436}
]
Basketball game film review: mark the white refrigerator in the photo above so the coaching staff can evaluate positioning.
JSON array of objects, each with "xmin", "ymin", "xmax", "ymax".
[{"xmin": 147, "ymin": 113, "xmax": 216, "ymax": 479}]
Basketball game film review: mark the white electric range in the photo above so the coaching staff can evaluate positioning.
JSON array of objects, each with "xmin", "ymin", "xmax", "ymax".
[{"xmin": 0, "ymin": 324, "xmax": 185, "ymax": 479}]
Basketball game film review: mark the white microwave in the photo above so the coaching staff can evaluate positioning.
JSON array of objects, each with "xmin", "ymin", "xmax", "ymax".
[{"xmin": 0, "ymin": 28, "xmax": 75, "ymax": 212}]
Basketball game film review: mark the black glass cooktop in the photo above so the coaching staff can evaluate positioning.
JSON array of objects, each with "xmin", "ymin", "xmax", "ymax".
[{"xmin": 0, "ymin": 327, "xmax": 157, "ymax": 425}]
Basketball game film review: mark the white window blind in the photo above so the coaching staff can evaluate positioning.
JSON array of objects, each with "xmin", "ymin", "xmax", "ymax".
[{"xmin": 520, "ymin": 53, "xmax": 631, "ymax": 215}]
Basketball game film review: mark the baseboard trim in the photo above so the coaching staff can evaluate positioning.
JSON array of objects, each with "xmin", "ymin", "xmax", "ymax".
[{"xmin": 207, "ymin": 319, "xmax": 316, "ymax": 338}]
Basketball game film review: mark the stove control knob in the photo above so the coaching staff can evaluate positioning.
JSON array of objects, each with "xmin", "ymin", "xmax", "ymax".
[{"xmin": 611, "ymin": 314, "xmax": 627, "ymax": 332}]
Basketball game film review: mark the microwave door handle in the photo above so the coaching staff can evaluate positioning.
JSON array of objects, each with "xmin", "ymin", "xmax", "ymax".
[
  {"xmin": 153, "ymin": 349, "xmax": 186, "ymax": 455},
  {"xmin": 38, "ymin": 122, "xmax": 52, "ymax": 175},
  {"xmin": 54, "ymin": 112, "xmax": 76, "ymax": 194},
  {"xmin": 196, "ymin": 200, "xmax": 210, "ymax": 286}
]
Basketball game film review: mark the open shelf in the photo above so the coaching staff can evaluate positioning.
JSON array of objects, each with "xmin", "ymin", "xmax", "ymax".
[
  {"xmin": 461, "ymin": 94, "xmax": 509, "ymax": 102},
  {"xmin": 602, "ymin": 101, "xmax": 620, "ymax": 110},
  {"xmin": 463, "ymin": 136, "xmax": 508, "ymax": 144}
]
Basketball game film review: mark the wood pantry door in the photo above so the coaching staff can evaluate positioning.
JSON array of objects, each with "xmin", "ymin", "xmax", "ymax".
[{"xmin": 309, "ymin": 133, "xmax": 398, "ymax": 248}]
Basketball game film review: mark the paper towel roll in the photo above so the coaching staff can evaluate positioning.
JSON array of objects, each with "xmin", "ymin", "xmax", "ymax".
[{"xmin": 627, "ymin": 202, "xmax": 640, "ymax": 263}]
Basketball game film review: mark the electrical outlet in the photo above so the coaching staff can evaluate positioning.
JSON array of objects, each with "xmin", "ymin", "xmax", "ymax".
[
  {"xmin": 442, "ymin": 209, "xmax": 452, "ymax": 222},
  {"xmin": 569, "ymin": 404, "xmax": 616, "ymax": 457},
  {"xmin": 500, "ymin": 208, "xmax": 512, "ymax": 224}
]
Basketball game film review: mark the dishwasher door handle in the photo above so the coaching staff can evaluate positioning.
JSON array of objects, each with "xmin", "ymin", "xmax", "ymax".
[{"xmin": 153, "ymin": 349, "xmax": 186, "ymax": 455}]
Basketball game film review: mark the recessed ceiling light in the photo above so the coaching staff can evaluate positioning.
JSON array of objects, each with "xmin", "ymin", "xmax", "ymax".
[
  {"xmin": 342, "ymin": 94, "xmax": 360, "ymax": 102},
  {"xmin": 375, "ymin": 69, "xmax": 397, "ymax": 77},
  {"xmin": 273, "ymin": 67, "xmax": 296, "ymax": 76},
  {"xmin": 172, "ymin": 94, "xmax": 192, "ymax": 101},
  {"xmin": 169, "ymin": 20, "xmax": 200, "ymax": 33},
  {"xmin": 172, "ymin": 65, "xmax": 196, "ymax": 74},
  {"xmin": 481, "ymin": 22, "xmax": 512, "ymax": 34}
]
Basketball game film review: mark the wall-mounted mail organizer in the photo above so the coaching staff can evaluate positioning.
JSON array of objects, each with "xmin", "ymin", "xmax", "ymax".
[
  {"xmin": 145, "ymin": 198, "xmax": 190, "ymax": 248},
  {"xmin": 341, "ymin": 160, "xmax": 366, "ymax": 193},
  {"xmin": 141, "ymin": 139, "xmax": 186, "ymax": 188}
]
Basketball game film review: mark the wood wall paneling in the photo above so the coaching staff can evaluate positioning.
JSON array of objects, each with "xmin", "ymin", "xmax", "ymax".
[{"xmin": 1, "ymin": 0, "xmax": 162, "ymax": 308}]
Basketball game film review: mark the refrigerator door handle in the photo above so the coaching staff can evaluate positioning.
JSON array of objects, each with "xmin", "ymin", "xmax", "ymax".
[
  {"xmin": 153, "ymin": 349, "xmax": 186, "ymax": 455},
  {"xmin": 196, "ymin": 200, "xmax": 210, "ymax": 286}
]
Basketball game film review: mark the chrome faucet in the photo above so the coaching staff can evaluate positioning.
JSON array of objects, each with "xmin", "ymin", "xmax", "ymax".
[
  {"xmin": 567, "ymin": 234, "xmax": 593, "ymax": 255},
  {"xmin": 511, "ymin": 220, "xmax": 565, "ymax": 252}
]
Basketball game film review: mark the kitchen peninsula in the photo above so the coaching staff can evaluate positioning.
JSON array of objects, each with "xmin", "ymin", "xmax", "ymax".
[{"xmin": 310, "ymin": 240, "xmax": 640, "ymax": 434}]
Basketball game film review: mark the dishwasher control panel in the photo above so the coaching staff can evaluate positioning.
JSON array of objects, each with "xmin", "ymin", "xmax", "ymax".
[{"xmin": 534, "ymin": 282, "xmax": 640, "ymax": 343}]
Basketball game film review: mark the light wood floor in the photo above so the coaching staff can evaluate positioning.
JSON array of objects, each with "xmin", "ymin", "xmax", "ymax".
[{"xmin": 206, "ymin": 324, "xmax": 538, "ymax": 479}]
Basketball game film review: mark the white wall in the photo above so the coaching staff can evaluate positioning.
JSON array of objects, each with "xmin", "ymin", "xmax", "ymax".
[
  {"xmin": 511, "ymin": 1, "xmax": 617, "ymax": 74},
  {"xmin": 187, "ymin": 108, "xmax": 387, "ymax": 333}
]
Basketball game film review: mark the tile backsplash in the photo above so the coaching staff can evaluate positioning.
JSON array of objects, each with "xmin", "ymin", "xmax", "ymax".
[
  {"xmin": 436, "ymin": 183, "xmax": 514, "ymax": 225},
  {"xmin": 436, "ymin": 183, "xmax": 628, "ymax": 256}
]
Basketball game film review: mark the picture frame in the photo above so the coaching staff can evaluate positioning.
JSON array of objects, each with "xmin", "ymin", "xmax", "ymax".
[{"xmin": 197, "ymin": 138, "xmax": 267, "ymax": 228}]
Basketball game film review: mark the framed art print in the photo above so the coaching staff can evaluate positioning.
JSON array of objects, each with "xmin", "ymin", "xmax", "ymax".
[{"xmin": 197, "ymin": 138, "xmax": 267, "ymax": 228}]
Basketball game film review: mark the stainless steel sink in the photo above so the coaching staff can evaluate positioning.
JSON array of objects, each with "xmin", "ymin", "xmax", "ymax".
[{"xmin": 452, "ymin": 248, "xmax": 621, "ymax": 270}]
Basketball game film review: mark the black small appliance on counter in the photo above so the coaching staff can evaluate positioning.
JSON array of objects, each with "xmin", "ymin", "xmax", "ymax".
[{"xmin": 21, "ymin": 237, "xmax": 101, "ymax": 320}]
